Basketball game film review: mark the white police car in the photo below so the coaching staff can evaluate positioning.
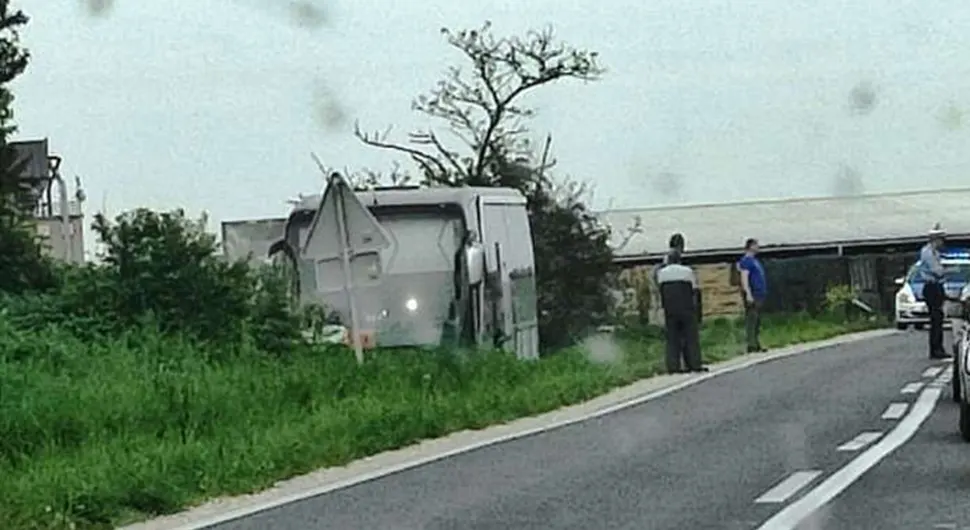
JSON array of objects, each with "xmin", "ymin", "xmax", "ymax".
[{"xmin": 894, "ymin": 249, "xmax": 970, "ymax": 337}]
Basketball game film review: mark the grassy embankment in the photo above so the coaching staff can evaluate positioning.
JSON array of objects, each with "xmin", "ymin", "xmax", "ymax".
[{"xmin": 0, "ymin": 310, "xmax": 885, "ymax": 530}]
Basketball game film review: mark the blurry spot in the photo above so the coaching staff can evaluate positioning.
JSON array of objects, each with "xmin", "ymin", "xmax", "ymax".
[
  {"xmin": 832, "ymin": 164, "xmax": 864, "ymax": 197},
  {"xmin": 581, "ymin": 332, "xmax": 623, "ymax": 365},
  {"xmin": 652, "ymin": 171, "xmax": 683, "ymax": 198},
  {"xmin": 81, "ymin": 0, "xmax": 113, "ymax": 17},
  {"xmin": 848, "ymin": 81, "xmax": 877, "ymax": 115},
  {"xmin": 312, "ymin": 85, "xmax": 347, "ymax": 131},
  {"xmin": 289, "ymin": 1, "xmax": 326, "ymax": 29},
  {"xmin": 938, "ymin": 102, "xmax": 964, "ymax": 131},
  {"xmin": 609, "ymin": 415, "xmax": 665, "ymax": 455}
]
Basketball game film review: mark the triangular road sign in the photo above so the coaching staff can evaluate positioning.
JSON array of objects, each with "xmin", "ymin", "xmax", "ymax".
[{"xmin": 302, "ymin": 172, "xmax": 391, "ymax": 260}]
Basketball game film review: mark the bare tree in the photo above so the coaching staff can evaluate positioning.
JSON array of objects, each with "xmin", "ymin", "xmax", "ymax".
[{"xmin": 354, "ymin": 21, "xmax": 604, "ymax": 187}]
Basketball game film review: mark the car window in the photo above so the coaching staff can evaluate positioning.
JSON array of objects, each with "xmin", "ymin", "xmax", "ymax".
[{"xmin": 944, "ymin": 263, "xmax": 970, "ymax": 282}]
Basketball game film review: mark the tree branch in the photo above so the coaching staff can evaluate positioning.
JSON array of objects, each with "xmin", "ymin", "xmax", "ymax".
[{"xmin": 353, "ymin": 121, "xmax": 450, "ymax": 183}]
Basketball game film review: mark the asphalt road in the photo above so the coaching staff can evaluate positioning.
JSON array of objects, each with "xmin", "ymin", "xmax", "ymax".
[{"xmin": 209, "ymin": 331, "xmax": 967, "ymax": 530}]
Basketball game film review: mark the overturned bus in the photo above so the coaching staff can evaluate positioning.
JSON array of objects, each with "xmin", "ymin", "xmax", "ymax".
[{"xmin": 263, "ymin": 185, "xmax": 539, "ymax": 360}]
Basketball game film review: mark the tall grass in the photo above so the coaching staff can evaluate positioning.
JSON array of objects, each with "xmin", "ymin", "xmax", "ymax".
[{"xmin": 0, "ymin": 312, "xmax": 884, "ymax": 530}]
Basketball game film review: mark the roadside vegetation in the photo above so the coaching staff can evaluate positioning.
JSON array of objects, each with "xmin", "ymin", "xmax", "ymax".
[{"xmin": 0, "ymin": 6, "xmax": 886, "ymax": 530}]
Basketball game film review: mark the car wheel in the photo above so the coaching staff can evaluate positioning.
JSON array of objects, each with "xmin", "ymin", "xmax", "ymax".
[
  {"xmin": 960, "ymin": 401, "xmax": 970, "ymax": 443},
  {"xmin": 896, "ymin": 322, "xmax": 907, "ymax": 330},
  {"xmin": 953, "ymin": 362, "xmax": 962, "ymax": 403}
]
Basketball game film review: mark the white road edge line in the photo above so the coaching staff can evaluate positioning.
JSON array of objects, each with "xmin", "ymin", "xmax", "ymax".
[
  {"xmin": 754, "ymin": 471, "xmax": 822, "ymax": 504},
  {"xmin": 922, "ymin": 366, "xmax": 944, "ymax": 378},
  {"xmin": 124, "ymin": 329, "xmax": 897, "ymax": 530},
  {"xmin": 881, "ymin": 403, "xmax": 908, "ymax": 420},
  {"xmin": 756, "ymin": 373, "xmax": 945, "ymax": 530},
  {"xmin": 835, "ymin": 431, "xmax": 883, "ymax": 452},
  {"xmin": 901, "ymin": 381, "xmax": 925, "ymax": 394}
]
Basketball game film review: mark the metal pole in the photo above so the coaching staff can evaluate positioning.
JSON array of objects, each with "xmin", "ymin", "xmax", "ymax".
[{"xmin": 332, "ymin": 174, "xmax": 364, "ymax": 365}]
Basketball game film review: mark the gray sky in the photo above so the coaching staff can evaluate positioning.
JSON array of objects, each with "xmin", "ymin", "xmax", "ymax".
[{"xmin": 12, "ymin": 0, "xmax": 970, "ymax": 231}]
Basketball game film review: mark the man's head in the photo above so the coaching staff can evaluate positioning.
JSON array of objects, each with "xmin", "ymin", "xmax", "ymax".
[
  {"xmin": 668, "ymin": 232, "xmax": 685, "ymax": 252},
  {"xmin": 929, "ymin": 223, "xmax": 946, "ymax": 249},
  {"xmin": 744, "ymin": 238, "xmax": 759, "ymax": 255}
]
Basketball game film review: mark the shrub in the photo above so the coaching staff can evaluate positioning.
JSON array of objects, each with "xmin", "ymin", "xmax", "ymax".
[{"xmin": 1, "ymin": 209, "xmax": 307, "ymax": 355}]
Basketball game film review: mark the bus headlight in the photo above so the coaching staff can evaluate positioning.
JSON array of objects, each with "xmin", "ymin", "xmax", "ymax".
[{"xmin": 405, "ymin": 298, "xmax": 418, "ymax": 312}]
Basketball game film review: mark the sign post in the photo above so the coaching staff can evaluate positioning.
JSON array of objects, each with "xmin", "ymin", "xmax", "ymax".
[{"xmin": 331, "ymin": 172, "xmax": 365, "ymax": 364}]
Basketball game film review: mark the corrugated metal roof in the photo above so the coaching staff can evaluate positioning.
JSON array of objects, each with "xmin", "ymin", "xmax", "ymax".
[{"xmin": 599, "ymin": 187, "xmax": 970, "ymax": 260}]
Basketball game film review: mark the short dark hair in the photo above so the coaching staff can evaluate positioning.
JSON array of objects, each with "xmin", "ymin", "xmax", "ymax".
[
  {"xmin": 744, "ymin": 238, "xmax": 758, "ymax": 250},
  {"xmin": 668, "ymin": 233, "xmax": 685, "ymax": 250},
  {"xmin": 667, "ymin": 249, "xmax": 683, "ymax": 264}
]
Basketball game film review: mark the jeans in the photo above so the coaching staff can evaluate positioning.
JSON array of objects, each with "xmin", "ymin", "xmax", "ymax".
[
  {"xmin": 664, "ymin": 311, "xmax": 702, "ymax": 373},
  {"xmin": 923, "ymin": 281, "xmax": 945, "ymax": 356},
  {"xmin": 745, "ymin": 299, "xmax": 763, "ymax": 351}
]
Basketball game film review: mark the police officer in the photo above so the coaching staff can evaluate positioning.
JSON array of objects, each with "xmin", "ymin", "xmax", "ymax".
[
  {"xmin": 918, "ymin": 224, "xmax": 951, "ymax": 359},
  {"xmin": 656, "ymin": 249, "xmax": 707, "ymax": 373}
]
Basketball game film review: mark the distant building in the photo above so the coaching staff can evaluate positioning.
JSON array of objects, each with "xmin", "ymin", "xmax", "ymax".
[
  {"xmin": 600, "ymin": 188, "xmax": 970, "ymax": 320},
  {"xmin": 10, "ymin": 138, "xmax": 86, "ymax": 264}
]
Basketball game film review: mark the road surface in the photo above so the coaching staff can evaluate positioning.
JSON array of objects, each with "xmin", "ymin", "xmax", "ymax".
[{"xmin": 209, "ymin": 331, "xmax": 967, "ymax": 530}]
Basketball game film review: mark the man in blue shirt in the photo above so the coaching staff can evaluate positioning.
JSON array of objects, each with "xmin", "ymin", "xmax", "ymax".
[
  {"xmin": 917, "ymin": 224, "xmax": 950, "ymax": 359},
  {"xmin": 737, "ymin": 238, "xmax": 768, "ymax": 353}
]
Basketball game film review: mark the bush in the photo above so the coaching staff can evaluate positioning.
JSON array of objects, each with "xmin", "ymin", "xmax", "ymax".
[
  {"xmin": 528, "ymin": 181, "xmax": 615, "ymax": 351},
  {"xmin": 2, "ymin": 209, "xmax": 306, "ymax": 355}
]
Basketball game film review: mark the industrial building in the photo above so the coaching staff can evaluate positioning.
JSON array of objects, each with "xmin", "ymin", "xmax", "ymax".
[
  {"xmin": 10, "ymin": 138, "xmax": 86, "ymax": 264},
  {"xmin": 599, "ymin": 188, "xmax": 970, "ymax": 320}
]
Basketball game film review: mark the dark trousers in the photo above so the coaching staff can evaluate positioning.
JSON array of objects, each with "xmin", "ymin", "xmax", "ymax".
[
  {"xmin": 745, "ymin": 299, "xmax": 763, "ymax": 351},
  {"xmin": 665, "ymin": 311, "xmax": 701, "ymax": 373},
  {"xmin": 923, "ymin": 282, "xmax": 945, "ymax": 356}
]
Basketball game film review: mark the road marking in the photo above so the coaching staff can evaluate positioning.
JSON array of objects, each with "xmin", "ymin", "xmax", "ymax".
[
  {"xmin": 754, "ymin": 471, "xmax": 822, "ymax": 504},
  {"xmin": 881, "ymin": 403, "xmax": 908, "ymax": 420},
  {"xmin": 756, "ymin": 373, "xmax": 944, "ymax": 530},
  {"xmin": 923, "ymin": 366, "xmax": 944, "ymax": 378},
  {"xmin": 836, "ymin": 432, "xmax": 883, "ymax": 452},
  {"xmin": 901, "ymin": 381, "xmax": 925, "ymax": 394}
]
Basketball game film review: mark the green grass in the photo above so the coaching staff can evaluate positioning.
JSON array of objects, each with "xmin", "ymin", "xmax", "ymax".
[{"xmin": 0, "ymin": 312, "xmax": 885, "ymax": 530}]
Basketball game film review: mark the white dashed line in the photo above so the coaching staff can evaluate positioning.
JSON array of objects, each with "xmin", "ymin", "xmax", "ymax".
[
  {"xmin": 757, "ymin": 373, "xmax": 945, "ymax": 530},
  {"xmin": 881, "ymin": 403, "xmax": 908, "ymax": 420},
  {"xmin": 836, "ymin": 432, "xmax": 883, "ymax": 452},
  {"xmin": 901, "ymin": 382, "xmax": 925, "ymax": 394},
  {"xmin": 923, "ymin": 366, "xmax": 944, "ymax": 378},
  {"xmin": 754, "ymin": 471, "xmax": 822, "ymax": 504}
]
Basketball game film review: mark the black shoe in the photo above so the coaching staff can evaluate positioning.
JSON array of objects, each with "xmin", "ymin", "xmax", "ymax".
[
  {"xmin": 690, "ymin": 366, "xmax": 710, "ymax": 373},
  {"xmin": 930, "ymin": 351, "xmax": 953, "ymax": 360}
]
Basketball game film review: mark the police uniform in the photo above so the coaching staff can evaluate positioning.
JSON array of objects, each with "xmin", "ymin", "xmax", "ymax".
[
  {"xmin": 656, "ymin": 251, "xmax": 705, "ymax": 373},
  {"xmin": 917, "ymin": 225, "xmax": 950, "ymax": 359}
]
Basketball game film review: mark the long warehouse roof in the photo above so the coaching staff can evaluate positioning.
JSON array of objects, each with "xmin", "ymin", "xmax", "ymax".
[{"xmin": 598, "ymin": 187, "xmax": 970, "ymax": 261}]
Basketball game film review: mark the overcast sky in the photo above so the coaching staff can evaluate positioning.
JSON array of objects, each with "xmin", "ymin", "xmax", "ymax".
[{"xmin": 12, "ymin": 0, "xmax": 970, "ymax": 230}]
